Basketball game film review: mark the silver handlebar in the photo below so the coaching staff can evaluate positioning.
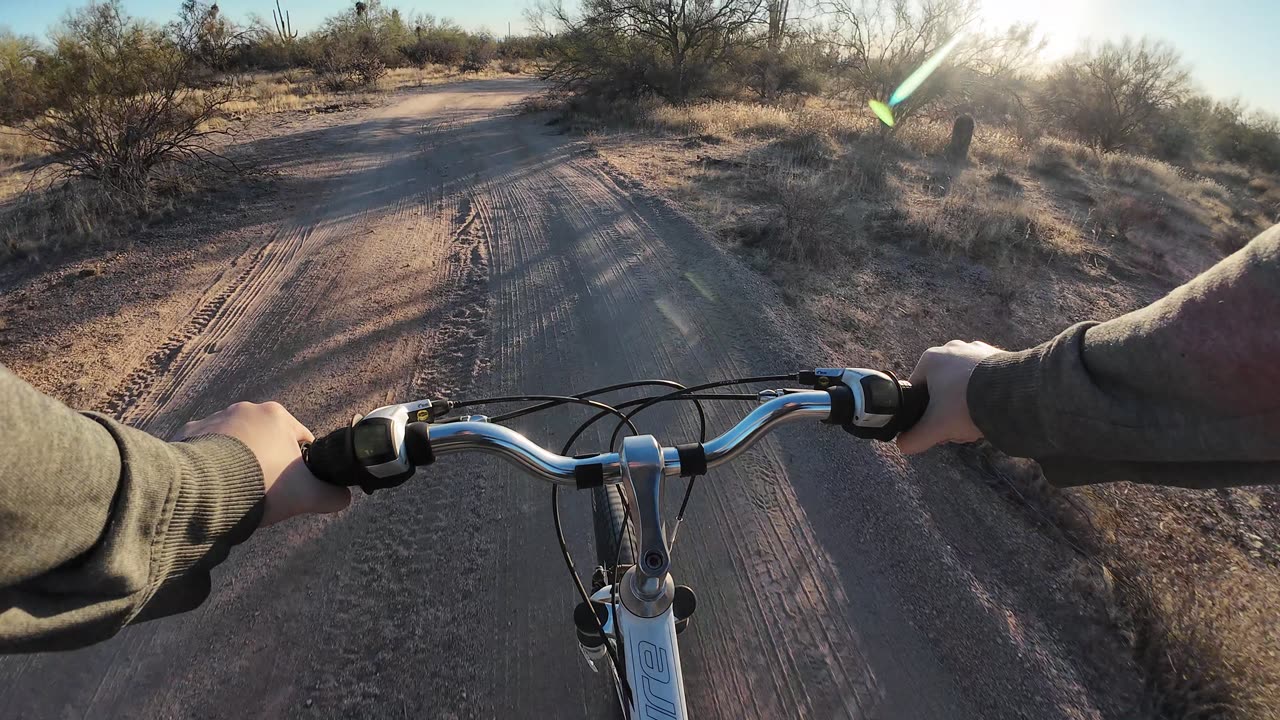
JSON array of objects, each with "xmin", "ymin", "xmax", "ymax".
[{"xmin": 425, "ymin": 390, "xmax": 834, "ymax": 485}]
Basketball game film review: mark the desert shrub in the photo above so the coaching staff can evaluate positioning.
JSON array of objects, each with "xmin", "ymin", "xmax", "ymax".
[
  {"xmin": 737, "ymin": 46, "xmax": 827, "ymax": 101},
  {"xmin": 312, "ymin": 30, "xmax": 385, "ymax": 90},
  {"xmin": 25, "ymin": 1, "xmax": 237, "ymax": 194},
  {"xmin": 824, "ymin": 0, "xmax": 1041, "ymax": 125},
  {"xmin": 539, "ymin": 0, "xmax": 765, "ymax": 102},
  {"xmin": 1039, "ymin": 38, "xmax": 1190, "ymax": 152},
  {"xmin": 498, "ymin": 34, "xmax": 546, "ymax": 61},
  {"xmin": 0, "ymin": 30, "xmax": 47, "ymax": 125},
  {"xmin": 400, "ymin": 28, "xmax": 467, "ymax": 68},
  {"xmin": 739, "ymin": 168, "xmax": 848, "ymax": 262},
  {"xmin": 459, "ymin": 34, "xmax": 496, "ymax": 73},
  {"xmin": 173, "ymin": 0, "xmax": 246, "ymax": 76}
]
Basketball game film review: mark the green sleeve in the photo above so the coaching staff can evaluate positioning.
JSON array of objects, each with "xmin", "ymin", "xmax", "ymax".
[
  {"xmin": 0, "ymin": 365, "xmax": 264, "ymax": 653},
  {"xmin": 966, "ymin": 223, "xmax": 1280, "ymax": 488}
]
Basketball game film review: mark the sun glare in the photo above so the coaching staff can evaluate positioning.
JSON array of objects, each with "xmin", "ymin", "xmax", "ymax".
[{"xmin": 978, "ymin": 0, "xmax": 1094, "ymax": 60}]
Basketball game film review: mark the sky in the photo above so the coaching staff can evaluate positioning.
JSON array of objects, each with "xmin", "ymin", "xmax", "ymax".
[{"xmin": 2, "ymin": 0, "xmax": 1278, "ymax": 114}]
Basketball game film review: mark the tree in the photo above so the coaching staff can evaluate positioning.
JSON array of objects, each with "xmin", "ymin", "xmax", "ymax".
[
  {"xmin": 173, "ymin": 0, "xmax": 246, "ymax": 74},
  {"xmin": 0, "ymin": 29, "xmax": 47, "ymax": 125},
  {"xmin": 822, "ymin": 0, "xmax": 1040, "ymax": 124},
  {"xmin": 399, "ymin": 16, "xmax": 469, "ymax": 68},
  {"xmin": 25, "ymin": 1, "xmax": 236, "ymax": 193},
  {"xmin": 1040, "ymin": 37, "xmax": 1190, "ymax": 152},
  {"xmin": 460, "ymin": 33, "xmax": 497, "ymax": 73},
  {"xmin": 539, "ymin": 0, "xmax": 768, "ymax": 102}
]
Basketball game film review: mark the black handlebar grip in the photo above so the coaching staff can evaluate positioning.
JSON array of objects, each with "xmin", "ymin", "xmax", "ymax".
[
  {"xmin": 302, "ymin": 425, "xmax": 364, "ymax": 487},
  {"xmin": 895, "ymin": 381, "xmax": 929, "ymax": 436}
]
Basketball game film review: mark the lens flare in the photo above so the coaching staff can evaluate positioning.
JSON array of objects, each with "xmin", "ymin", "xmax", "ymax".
[
  {"xmin": 868, "ymin": 100, "xmax": 895, "ymax": 127},
  {"xmin": 869, "ymin": 32, "xmax": 965, "ymax": 127}
]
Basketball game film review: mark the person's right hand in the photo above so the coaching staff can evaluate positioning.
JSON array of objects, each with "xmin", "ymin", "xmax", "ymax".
[
  {"xmin": 175, "ymin": 401, "xmax": 351, "ymax": 526},
  {"xmin": 896, "ymin": 340, "xmax": 1002, "ymax": 455}
]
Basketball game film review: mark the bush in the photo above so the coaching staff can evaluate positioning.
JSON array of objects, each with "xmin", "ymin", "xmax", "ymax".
[
  {"xmin": 1040, "ymin": 38, "xmax": 1190, "ymax": 152},
  {"xmin": 459, "ymin": 34, "xmax": 496, "ymax": 73},
  {"xmin": 400, "ymin": 30, "xmax": 467, "ymax": 68},
  {"xmin": 498, "ymin": 34, "xmax": 545, "ymax": 61},
  {"xmin": 0, "ymin": 30, "xmax": 47, "ymax": 125},
  {"xmin": 25, "ymin": 1, "xmax": 236, "ymax": 194},
  {"xmin": 540, "ymin": 0, "xmax": 765, "ymax": 102},
  {"xmin": 738, "ymin": 47, "xmax": 826, "ymax": 101},
  {"xmin": 312, "ymin": 30, "xmax": 386, "ymax": 89}
]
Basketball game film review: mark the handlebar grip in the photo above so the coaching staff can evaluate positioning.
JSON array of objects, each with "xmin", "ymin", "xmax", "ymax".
[
  {"xmin": 302, "ymin": 426, "xmax": 363, "ymax": 487},
  {"xmin": 303, "ymin": 421, "xmax": 429, "ymax": 494},
  {"xmin": 895, "ymin": 381, "xmax": 929, "ymax": 436}
]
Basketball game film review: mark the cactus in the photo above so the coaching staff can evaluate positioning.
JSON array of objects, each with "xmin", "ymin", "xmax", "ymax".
[
  {"xmin": 947, "ymin": 115, "xmax": 975, "ymax": 162},
  {"xmin": 272, "ymin": 0, "xmax": 297, "ymax": 42}
]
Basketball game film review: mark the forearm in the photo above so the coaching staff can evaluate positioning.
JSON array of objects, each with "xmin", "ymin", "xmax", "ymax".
[
  {"xmin": 0, "ymin": 366, "xmax": 264, "ymax": 653},
  {"xmin": 967, "ymin": 224, "xmax": 1280, "ymax": 487}
]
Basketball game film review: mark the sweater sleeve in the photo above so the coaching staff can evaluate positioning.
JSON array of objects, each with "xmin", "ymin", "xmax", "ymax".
[
  {"xmin": 0, "ymin": 365, "xmax": 265, "ymax": 653},
  {"xmin": 966, "ymin": 223, "xmax": 1280, "ymax": 489}
]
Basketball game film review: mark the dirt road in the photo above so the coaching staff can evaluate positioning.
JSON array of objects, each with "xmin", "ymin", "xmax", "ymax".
[{"xmin": 0, "ymin": 78, "xmax": 1142, "ymax": 718}]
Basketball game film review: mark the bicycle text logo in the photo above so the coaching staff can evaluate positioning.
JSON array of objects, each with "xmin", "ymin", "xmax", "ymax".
[{"xmin": 637, "ymin": 640, "xmax": 677, "ymax": 719}]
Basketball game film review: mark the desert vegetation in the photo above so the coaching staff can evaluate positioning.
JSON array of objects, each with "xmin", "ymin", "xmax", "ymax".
[
  {"xmin": 0, "ymin": 0, "xmax": 542, "ymax": 259},
  {"xmin": 524, "ymin": 0, "xmax": 1280, "ymax": 717}
]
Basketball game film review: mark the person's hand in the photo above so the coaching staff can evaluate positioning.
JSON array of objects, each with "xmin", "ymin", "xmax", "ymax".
[
  {"xmin": 175, "ymin": 402, "xmax": 351, "ymax": 526},
  {"xmin": 896, "ymin": 340, "xmax": 1002, "ymax": 455}
]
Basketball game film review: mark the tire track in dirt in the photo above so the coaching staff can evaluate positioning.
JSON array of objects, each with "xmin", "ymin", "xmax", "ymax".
[{"xmin": 408, "ymin": 195, "xmax": 493, "ymax": 399}]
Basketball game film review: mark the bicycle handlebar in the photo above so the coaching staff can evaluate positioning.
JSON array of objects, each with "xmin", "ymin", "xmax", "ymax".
[
  {"xmin": 427, "ymin": 389, "xmax": 835, "ymax": 485},
  {"xmin": 303, "ymin": 368, "xmax": 928, "ymax": 493}
]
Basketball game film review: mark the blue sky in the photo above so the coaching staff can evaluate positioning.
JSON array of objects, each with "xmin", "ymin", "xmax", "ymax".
[{"xmin": 3, "ymin": 0, "xmax": 1278, "ymax": 114}]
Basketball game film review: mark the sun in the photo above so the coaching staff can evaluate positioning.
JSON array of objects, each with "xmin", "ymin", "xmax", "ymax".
[{"xmin": 977, "ymin": 0, "xmax": 1094, "ymax": 61}]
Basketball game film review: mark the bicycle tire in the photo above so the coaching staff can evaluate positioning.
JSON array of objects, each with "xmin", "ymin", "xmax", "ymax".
[{"xmin": 592, "ymin": 485, "xmax": 635, "ymax": 573}]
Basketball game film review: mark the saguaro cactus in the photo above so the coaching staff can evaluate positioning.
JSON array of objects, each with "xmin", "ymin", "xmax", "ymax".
[{"xmin": 272, "ymin": 0, "xmax": 297, "ymax": 42}]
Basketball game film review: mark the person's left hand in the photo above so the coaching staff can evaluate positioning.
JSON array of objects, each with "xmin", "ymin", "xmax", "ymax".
[
  {"xmin": 175, "ymin": 401, "xmax": 351, "ymax": 526},
  {"xmin": 896, "ymin": 340, "xmax": 1002, "ymax": 455}
]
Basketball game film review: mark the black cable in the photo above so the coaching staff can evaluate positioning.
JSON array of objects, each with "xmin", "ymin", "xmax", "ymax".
[
  {"xmin": 483, "ymin": 379, "xmax": 698, "ymax": 425},
  {"xmin": 607, "ymin": 374, "xmax": 798, "ymax": 450},
  {"xmin": 543, "ymin": 397, "xmax": 637, "ymax": 707},
  {"xmin": 441, "ymin": 394, "xmax": 647, "ymax": 424},
  {"xmin": 555, "ymin": 392, "xmax": 755, "ymax": 455}
]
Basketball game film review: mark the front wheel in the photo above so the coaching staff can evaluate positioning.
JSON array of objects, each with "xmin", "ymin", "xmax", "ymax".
[{"xmin": 591, "ymin": 485, "xmax": 635, "ymax": 583}]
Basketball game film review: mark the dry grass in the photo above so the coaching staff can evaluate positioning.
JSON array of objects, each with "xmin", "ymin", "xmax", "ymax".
[
  {"xmin": 590, "ymin": 96, "xmax": 1279, "ymax": 273},
  {"xmin": 895, "ymin": 180, "xmax": 1075, "ymax": 261},
  {"xmin": 969, "ymin": 446, "xmax": 1280, "ymax": 720},
  {"xmin": 0, "ymin": 168, "xmax": 223, "ymax": 260},
  {"xmin": 1128, "ymin": 565, "xmax": 1280, "ymax": 720},
  {"xmin": 0, "ymin": 127, "xmax": 45, "ymax": 164},
  {"xmin": 648, "ymin": 101, "xmax": 795, "ymax": 138}
]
